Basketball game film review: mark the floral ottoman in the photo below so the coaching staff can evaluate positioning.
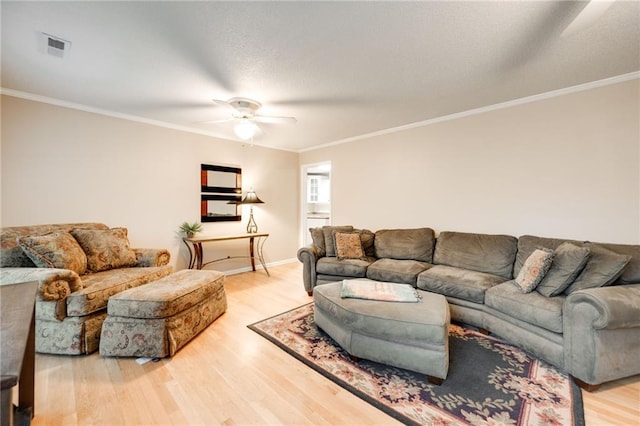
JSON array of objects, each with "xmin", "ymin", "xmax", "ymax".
[{"xmin": 99, "ymin": 269, "xmax": 226, "ymax": 358}]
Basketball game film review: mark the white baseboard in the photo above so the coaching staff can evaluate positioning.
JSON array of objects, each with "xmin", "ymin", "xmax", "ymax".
[{"xmin": 223, "ymin": 257, "xmax": 298, "ymax": 276}]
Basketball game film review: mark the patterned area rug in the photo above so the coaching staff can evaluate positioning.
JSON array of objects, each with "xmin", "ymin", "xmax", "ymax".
[{"xmin": 248, "ymin": 303, "xmax": 584, "ymax": 426}]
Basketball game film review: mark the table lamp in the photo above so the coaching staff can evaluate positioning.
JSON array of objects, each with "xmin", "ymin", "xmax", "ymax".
[{"xmin": 241, "ymin": 190, "xmax": 264, "ymax": 233}]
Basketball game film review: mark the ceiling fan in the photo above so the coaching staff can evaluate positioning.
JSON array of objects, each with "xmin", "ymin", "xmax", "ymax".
[{"xmin": 208, "ymin": 97, "xmax": 297, "ymax": 140}]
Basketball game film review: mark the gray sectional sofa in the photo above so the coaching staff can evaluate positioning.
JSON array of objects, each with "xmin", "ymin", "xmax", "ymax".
[{"xmin": 297, "ymin": 225, "xmax": 640, "ymax": 390}]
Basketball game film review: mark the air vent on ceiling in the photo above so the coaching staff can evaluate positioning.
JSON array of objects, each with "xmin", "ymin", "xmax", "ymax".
[{"xmin": 40, "ymin": 33, "xmax": 71, "ymax": 58}]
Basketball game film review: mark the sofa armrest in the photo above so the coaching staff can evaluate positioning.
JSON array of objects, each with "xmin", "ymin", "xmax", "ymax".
[
  {"xmin": 566, "ymin": 285, "xmax": 640, "ymax": 329},
  {"xmin": 134, "ymin": 248, "xmax": 171, "ymax": 267},
  {"xmin": 297, "ymin": 245, "xmax": 322, "ymax": 295},
  {"xmin": 563, "ymin": 284, "xmax": 640, "ymax": 385},
  {"xmin": 0, "ymin": 267, "xmax": 82, "ymax": 301}
]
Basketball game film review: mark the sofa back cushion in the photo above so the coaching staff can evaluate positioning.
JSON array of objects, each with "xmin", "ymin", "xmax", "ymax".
[
  {"xmin": 563, "ymin": 244, "xmax": 631, "ymax": 294},
  {"xmin": 374, "ymin": 228, "xmax": 435, "ymax": 262},
  {"xmin": 310, "ymin": 226, "xmax": 354, "ymax": 257},
  {"xmin": 0, "ymin": 223, "xmax": 109, "ymax": 268},
  {"xmin": 433, "ymin": 231, "xmax": 518, "ymax": 279},
  {"xmin": 310, "ymin": 226, "xmax": 376, "ymax": 258},
  {"xmin": 516, "ymin": 235, "xmax": 640, "ymax": 285},
  {"xmin": 596, "ymin": 242, "xmax": 640, "ymax": 285},
  {"xmin": 536, "ymin": 242, "xmax": 591, "ymax": 296}
]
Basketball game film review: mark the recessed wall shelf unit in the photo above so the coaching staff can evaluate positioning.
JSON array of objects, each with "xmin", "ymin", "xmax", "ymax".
[{"xmin": 200, "ymin": 164, "xmax": 242, "ymax": 222}]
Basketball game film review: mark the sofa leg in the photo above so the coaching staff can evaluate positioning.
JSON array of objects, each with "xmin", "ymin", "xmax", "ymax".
[
  {"xmin": 427, "ymin": 375, "xmax": 444, "ymax": 386},
  {"xmin": 573, "ymin": 377, "xmax": 601, "ymax": 392},
  {"xmin": 307, "ymin": 291, "xmax": 313, "ymax": 296},
  {"xmin": 478, "ymin": 328, "xmax": 489, "ymax": 335},
  {"xmin": 349, "ymin": 354, "xmax": 360, "ymax": 362}
]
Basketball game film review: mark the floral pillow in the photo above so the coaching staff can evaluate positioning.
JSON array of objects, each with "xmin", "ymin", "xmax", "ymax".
[
  {"xmin": 17, "ymin": 231, "xmax": 88, "ymax": 275},
  {"xmin": 514, "ymin": 248, "xmax": 554, "ymax": 293},
  {"xmin": 334, "ymin": 231, "xmax": 365, "ymax": 260},
  {"xmin": 70, "ymin": 227, "xmax": 137, "ymax": 272}
]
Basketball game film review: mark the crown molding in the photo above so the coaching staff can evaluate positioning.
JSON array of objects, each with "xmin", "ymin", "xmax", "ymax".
[
  {"xmin": 0, "ymin": 88, "xmax": 297, "ymax": 153},
  {"xmin": 300, "ymin": 71, "xmax": 640, "ymax": 153},
  {"xmin": 2, "ymin": 71, "xmax": 637, "ymax": 155}
]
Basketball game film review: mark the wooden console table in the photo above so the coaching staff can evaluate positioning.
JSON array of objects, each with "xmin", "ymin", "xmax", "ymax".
[
  {"xmin": 1, "ymin": 281, "xmax": 37, "ymax": 426},
  {"xmin": 183, "ymin": 233, "xmax": 270, "ymax": 276}
]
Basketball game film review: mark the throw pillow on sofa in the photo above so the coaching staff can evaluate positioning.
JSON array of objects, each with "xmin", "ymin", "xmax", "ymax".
[
  {"xmin": 71, "ymin": 227, "xmax": 137, "ymax": 272},
  {"xmin": 17, "ymin": 231, "xmax": 88, "ymax": 275},
  {"xmin": 536, "ymin": 242, "xmax": 591, "ymax": 297},
  {"xmin": 514, "ymin": 248, "xmax": 554, "ymax": 293},
  {"xmin": 320, "ymin": 226, "xmax": 354, "ymax": 257},
  {"xmin": 310, "ymin": 226, "xmax": 375, "ymax": 259},
  {"xmin": 334, "ymin": 232, "xmax": 366, "ymax": 260},
  {"xmin": 563, "ymin": 244, "xmax": 631, "ymax": 294}
]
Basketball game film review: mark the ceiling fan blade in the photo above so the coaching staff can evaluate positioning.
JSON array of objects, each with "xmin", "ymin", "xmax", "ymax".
[
  {"xmin": 253, "ymin": 115, "xmax": 297, "ymax": 124},
  {"xmin": 211, "ymin": 98, "xmax": 236, "ymax": 111},
  {"xmin": 199, "ymin": 118, "xmax": 235, "ymax": 124},
  {"xmin": 561, "ymin": 0, "xmax": 615, "ymax": 37}
]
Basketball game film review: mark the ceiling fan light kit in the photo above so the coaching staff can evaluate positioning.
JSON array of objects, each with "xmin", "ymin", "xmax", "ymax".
[
  {"xmin": 234, "ymin": 118, "xmax": 257, "ymax": 140},
  {"xmin": 210, "ymin": 97, "xmax": 297, "ymax": 141}
]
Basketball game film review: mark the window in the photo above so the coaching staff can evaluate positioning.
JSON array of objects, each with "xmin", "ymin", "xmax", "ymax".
[{"xmin": 307, "ymin": 174, "xmax": 329, "ymax": 203}]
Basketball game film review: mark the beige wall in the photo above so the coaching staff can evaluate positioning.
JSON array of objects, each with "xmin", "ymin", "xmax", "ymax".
[
  {"xmin": 300, "ymin": 79, "xmax": 640, "ymax": 244},
  {"xmin": 1, "ymin": 95, "xmax": 300, "ymax": 271},
  {"xmin": 2, "ymin": 77, "xmax": 638, "ymax": 273}
]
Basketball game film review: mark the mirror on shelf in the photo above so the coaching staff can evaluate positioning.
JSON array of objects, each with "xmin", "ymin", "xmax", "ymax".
[{"xmin": 200, "ymin": 164, "xmax": 242, "ymax": 222}]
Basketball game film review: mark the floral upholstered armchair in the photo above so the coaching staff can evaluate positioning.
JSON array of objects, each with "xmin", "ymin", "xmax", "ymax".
[{"xmin": 0, "ymin": 223, "xmax": 173, "ymax": 355}]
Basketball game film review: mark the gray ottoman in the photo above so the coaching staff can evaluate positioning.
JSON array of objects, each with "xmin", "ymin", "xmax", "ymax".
[
  {"xmin": 100, "ymin": 269, "xmax": 227, "ymax": 358},
  {"xmin": 314, "ymin": 281, "xmax": 450, "ymax": 383}
]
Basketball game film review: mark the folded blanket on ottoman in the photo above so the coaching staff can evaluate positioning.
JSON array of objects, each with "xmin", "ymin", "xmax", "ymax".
[{"xmin": 340, "ymin": 278, "xmax": 421, "ymax": 302}]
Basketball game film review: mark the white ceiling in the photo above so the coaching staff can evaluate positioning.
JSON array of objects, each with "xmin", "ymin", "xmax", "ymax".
[{"xmin": 2, "ymin": 1, "xmax": 639, "ymax": 152}]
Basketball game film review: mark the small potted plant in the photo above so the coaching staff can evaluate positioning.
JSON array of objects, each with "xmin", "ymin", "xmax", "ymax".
[{"xmin": 179, "ymin": 221, "xmax": 203, "ymax": 238}]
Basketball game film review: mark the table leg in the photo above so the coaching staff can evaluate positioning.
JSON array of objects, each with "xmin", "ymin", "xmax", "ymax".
[
  {"xmin": 256, "ymin": 236, "xmax": 270, "ymax": 277},
  {"xmin": 194, "ymin": 243, "xmax": 204, "ymax": 270},
  {"xmin": 183, "ymin": 240, "xmax": 195, "ymax": 269},
  {"xmin": 18, "ymin": 310, "xmax": 35, "ymax": 420},
  {"xmin": 249, "ymin": 237, "xmax": 257, "ymax": 271}
]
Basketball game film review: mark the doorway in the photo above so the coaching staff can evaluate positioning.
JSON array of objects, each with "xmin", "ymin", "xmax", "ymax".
[{"xmin": 301, "ymin": 162, "xmax": 332, "ymax": 246}]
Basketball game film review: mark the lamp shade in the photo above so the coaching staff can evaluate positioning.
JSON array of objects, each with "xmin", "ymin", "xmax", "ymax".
[{"xmin": 241, "ymin": 190, "xmax": 264, "ymax": 204}]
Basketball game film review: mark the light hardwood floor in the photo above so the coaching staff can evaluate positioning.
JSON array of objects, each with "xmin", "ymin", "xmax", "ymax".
[{"xmin": 31, "ymin": 263, "xmax": 639, "ymax": 425}]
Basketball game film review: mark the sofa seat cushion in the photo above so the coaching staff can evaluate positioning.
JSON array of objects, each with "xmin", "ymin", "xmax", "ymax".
[
  {"xmin": 66, "ymin": 265, "xmax": 173, "ymax": 316},
  {"xmin": 433, "ymin": 231, "xmax": 517, "ymax": 279},
  {"xmin": 316, "ymin": 256, "xmax": 374, "ymax": 278},
  {"xmin": 485, "ymin": 282, "xmax": 565, "ymax": 333},
  {"xmin": 417, "ymin": 265, "xmax": 506, "ymax": 303},
  {"xmin": 367, "ymin": 258, "xmax": 433, "ymax": 285}
]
